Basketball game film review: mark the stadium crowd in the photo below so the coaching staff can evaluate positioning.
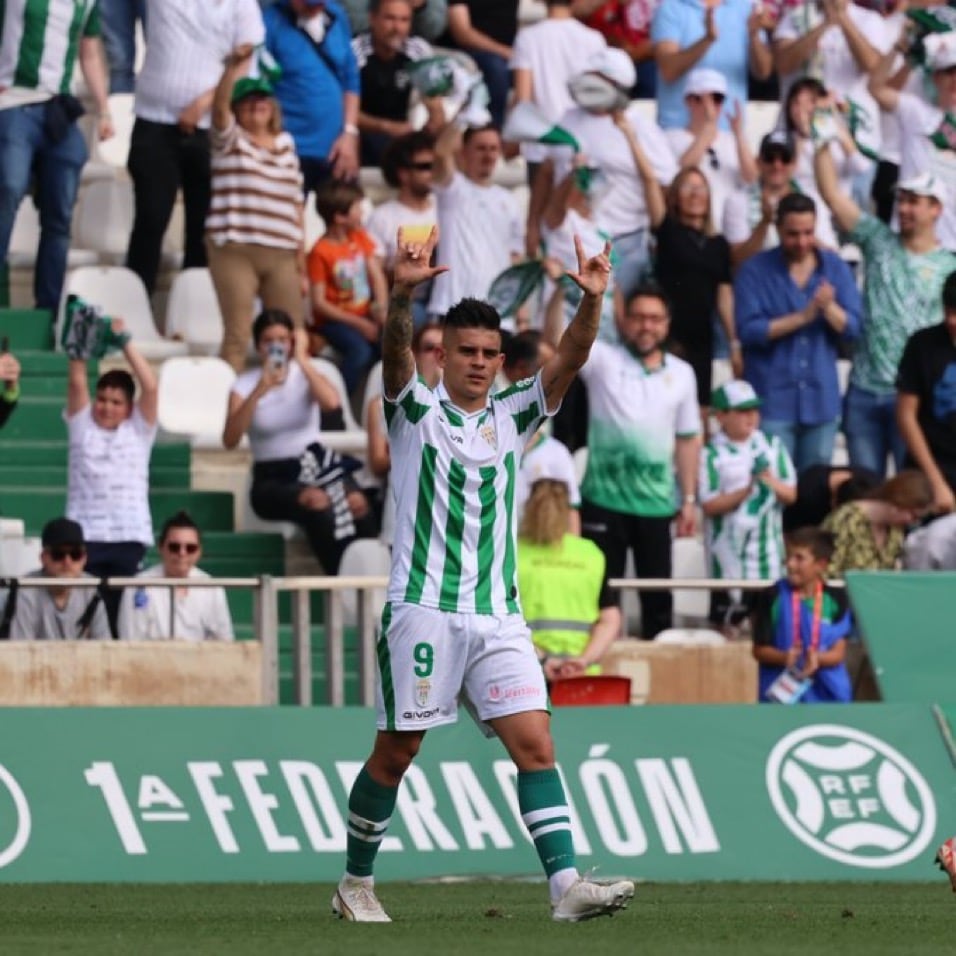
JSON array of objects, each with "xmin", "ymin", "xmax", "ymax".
[{"xmin": 3, "ymin": 0, "xmax": 956, "ymax": 704}]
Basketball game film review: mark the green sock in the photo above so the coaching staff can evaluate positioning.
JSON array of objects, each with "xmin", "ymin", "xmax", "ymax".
[
  {"xmin": 346, "ymin": 765, "xmax": 398, "ymax": 878},
  {"xmin": 517, "ymin": 768, "xmax": 577, "ymax": 877}
]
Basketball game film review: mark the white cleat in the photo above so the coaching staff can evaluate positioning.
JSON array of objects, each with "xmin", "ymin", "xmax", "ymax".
[
  {"xmin": 331, "ymin": 876, "xmax": 392, "ymax": 922},
  {"xmin": 551, "ymin": 877, "xmax": 635, "ymax": 923}
]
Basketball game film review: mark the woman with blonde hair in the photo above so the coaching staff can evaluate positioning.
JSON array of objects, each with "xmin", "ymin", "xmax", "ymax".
[
  {"xmin": 822, "ymin": 469, "xmax": 934, "ymax": 577},
  {"xmin": 517, "ymin": 473, "xmax": 621, "ymax": 682}
]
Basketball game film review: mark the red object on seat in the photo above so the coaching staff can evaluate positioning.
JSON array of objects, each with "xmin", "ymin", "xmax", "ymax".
[{"xmin": 549, "ymin": 676, "xmax": 632, "ymax": 707}]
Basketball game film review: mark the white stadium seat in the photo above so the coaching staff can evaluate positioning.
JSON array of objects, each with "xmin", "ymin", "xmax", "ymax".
[
  {"xmin": 165, "ymin": 267, "xmax": 224, "ymax": 355},
  {"xmin": 73, "ymin": 178, "xmax": 134, "ymax": 264},
  {"xmin": 157, "ymin": 356, "xmax": 236, "ymax": 447},
  {"xmin": 337, "ymin": 538, "xmax": 392, "ymax": 625}
]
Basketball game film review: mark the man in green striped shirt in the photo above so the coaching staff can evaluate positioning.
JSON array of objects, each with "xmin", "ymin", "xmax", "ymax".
[
  {"xmin": 333, "ymin": 226, "xmax": 635, "ymax": 924},
  {"xmin": 0, "ymin": 0, "xmax": 113, "ymax": 308}
]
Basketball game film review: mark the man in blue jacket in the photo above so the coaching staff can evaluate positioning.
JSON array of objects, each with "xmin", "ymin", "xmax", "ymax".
[{"xmin": 263, "ymin": 0, "xmax": 361, "ymax": 192}]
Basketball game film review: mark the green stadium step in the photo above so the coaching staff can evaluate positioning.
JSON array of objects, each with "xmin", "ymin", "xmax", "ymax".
[
  {"xmin": 0, "ymin": 309, "xmax": 54, "ymax": 351},
  {"xmin": 15, "ymin": 351, "xmax": 96, "ymax": 376},
  {"xmin": 0, "ymin": 439, "xmax": 191, "ymax": 471},
  {"xmin": 0, "ymin": 487, "xmax": 235, "ymax": 536},
  {"xmin": 0, "ymin": 464, "xmax": 189, "ymax": 489}
]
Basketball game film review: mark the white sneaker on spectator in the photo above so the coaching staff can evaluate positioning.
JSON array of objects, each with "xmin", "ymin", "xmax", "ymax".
[
  {"xmin": 551, "ymin": 876, "xmax": 635, "ymax": 923},
  {"xmin": 332, "ymin": 875, "xmax": 392, "ymax": 922}
]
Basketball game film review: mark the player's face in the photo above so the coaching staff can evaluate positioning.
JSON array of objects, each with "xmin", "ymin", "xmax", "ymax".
[
  {"xmin": 785, "ymin": 546, "xmax": 825, "ymax": 591},
  {"xmin": 617, "ymin": 295, "xmax": 669, "ymax": 358},
  {"xmin": 717, "ymin": 408, "xmax": 759, "ymax": 442},
  {"xmin": 778, "ymin": 211, "xmax": 817, "ymax": 263},
  {"xmin": 439, "ymin": 326, "xmax": 503, "ymax": 410},
  {"xmin": 93, "ymin": 386, "xmax": 133, "ymax": 430},
  {"xmin": 161, "ymin": 528, "xmax": 202, "ymax": 578}
]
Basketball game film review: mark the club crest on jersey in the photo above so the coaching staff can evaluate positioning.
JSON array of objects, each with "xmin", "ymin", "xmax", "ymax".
[
  {"xmin": 479, "ymin": 423, "xmax": 497, "ymax": 450},
  {"xmin": 415, "ymin": 678, "xmax": 431, "ymax": 707}
]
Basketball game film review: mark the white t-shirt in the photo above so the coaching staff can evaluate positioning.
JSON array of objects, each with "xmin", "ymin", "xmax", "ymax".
[
  {"xmin": 66, "ymin": 405, "xmax": 157, "ymax": 545},
  {"xmin": 135, "ymin": 0, "xmax": 265, "ymax": 126},
  {"xmin": 428, "ymin": 172, "xmax": 524, "ymax": 317},
  {"xmin": 509, "ymin": 18, "xmax": 607, "ymax": 163},
  {"xmin": 232, "ymin": 362, "xmax": 321, "ymax": 461},
  {"xmin": 558, "ymin": 105, "xmax": 678, "ymax": 237},
  {"xmin": 664, "ymin": 127, "xmax": 744, "ymax": 228},
  {"xmin": 897, "ymin": 91, "xmax": 956, "ymax": 249},
  {"xmin": 117, "ymin": 564, "xmax": 234, "ymax": 641},
  {"xmin": 367, "ymin": 197, "xmax": 437, "ymax": 271}
]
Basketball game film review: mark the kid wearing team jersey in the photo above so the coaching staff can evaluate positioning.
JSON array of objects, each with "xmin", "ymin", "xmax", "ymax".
[
  {"xmin": 700, "ymin": 380, "xmax": 797, "ymax": 624},
  {"xmin": 750, "ymin": 526, "xmax": 854, "ymax": 703}
]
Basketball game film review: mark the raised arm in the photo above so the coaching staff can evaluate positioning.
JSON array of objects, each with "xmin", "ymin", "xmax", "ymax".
[
  {"xmin": 813, "ymin": 140, "xmax": 861, "ymax": 235},
  {"xmin": 123, "ymin": 336, "xmax": 158, "ymax": 425},
  {"xmin": 540, "ymin": 236, "xmax": 612, "ymax": 412},
  {"xmin": 868, "ymin": 37, "xmax": 904, "ymax": 113},
  {"xmin": 67, "ymin": 358, "xmax": 91, "ymax": 417},
  {"xmin": 433, "ymin": 117, "xmax": 463, "ymax": 187},
  {"xmin": 212, "ymin": 44, "xmax": 255, "ymax": 132},
  {"xmin": 613, "ymin": 111, "xmax": 666, "ymax": 229},
  {"xmin": 383, "ymin": 226, "xmax": 449, "ymax": 399}
]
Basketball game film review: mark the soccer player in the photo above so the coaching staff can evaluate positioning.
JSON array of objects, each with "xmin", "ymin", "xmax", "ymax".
[{"xmin": 332, "ymin": 226, "xmax": 635, "ymax": 923}]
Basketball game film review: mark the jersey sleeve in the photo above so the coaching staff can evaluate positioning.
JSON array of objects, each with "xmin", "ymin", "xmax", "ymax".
[
  {"xmin": 383, "ymin": 374, "xmax": 436, "ymax": 439},
  {"xmin": 770, "ymin": 434, "xmax": 796, "ymax": 485},
  {"xmin": 699, "ymin": 443, "xmax": 722, "ymax": 503},
  {"xmin": 494, "ymin": 373, "xmax": 551, "ymax": 440}
]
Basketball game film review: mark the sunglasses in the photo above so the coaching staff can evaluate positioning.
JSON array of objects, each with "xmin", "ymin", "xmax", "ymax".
[
  {"xmin": 706, "ymin": 147, "xmax": 719, "ymax": 171},
  {"xmin": 47, "ymin": 546, "xmax": 85, "ymax": 562},
  {"xmin": 165, "ymin": 542, "xmax": 200, "ymax": 555},
  {"xmin": 407, "ymin": 161, "xmax": 434, "ymax": 171},
  {"xmin": 690, "ymin": 92, "xmax": 725, "ymax": 105},
  {"xmin": 761, "ymin": 152, "xmax": 792, "ymax": 165}
]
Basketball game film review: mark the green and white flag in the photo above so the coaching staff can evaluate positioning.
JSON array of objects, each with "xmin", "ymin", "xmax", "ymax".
[
  {"xmin": 502, "ymin": 102, "xmax": 580, "ymax": 151},
  {"xmin": 60, "ymin": 296, "xmax": 130, "ymax": 361},
  {"xmin": 255, "ymin": 45, "xmax": 283, "ymax": 83},
  {"xmin": 406, "ymin": 56, "xmax": 459, "ymax": 98},
  {"xmin": 487, "ymin": 261, "xmax": 546, "ymax": 318},
  {"xmin": 845, "ymin": 97, "xmax": 880, "ymax": 162}
]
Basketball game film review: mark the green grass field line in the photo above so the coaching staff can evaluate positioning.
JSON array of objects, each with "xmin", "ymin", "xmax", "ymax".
[{"xmin": 0, "ymin": 882, "xmax": 952, "ymax": 956}]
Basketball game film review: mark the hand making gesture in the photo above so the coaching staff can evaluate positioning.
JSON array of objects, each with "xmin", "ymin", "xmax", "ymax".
[
  {"xmin": 393, "ymin": 225, "xmax": 449, "ymax": 291},
  {"xmin": 565, "ymin": 235, "xmax": 612, "ymax": 300}
]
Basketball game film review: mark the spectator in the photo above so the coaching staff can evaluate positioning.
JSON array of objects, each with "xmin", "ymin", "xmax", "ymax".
[
  {"xmin": 0, "ymin": 2, "xmax": 113, "ymax": 311},
  {"xmin": 896, "ymin": 271, "xmax": 956, "ymax": 514},
  {"xmin": 782, "ymin": 76, "xmax": 869, "ymax": 251},
  {"xmin": 66, "ymin": 323, "xmax": 158, "ymax": 637},
  {"xmin": 352, "ymin": 0, "xmax": 443, "ymax": 167},
  {"xmin": 651, "ymin": 0, "xmax": 773, "ymax": 131},
  {"xmin": 117, "ymin": 511, "xmax": 234, "ymax": 641},
  {"xmin": 518, "ymin": 470, "xmax": 620, "ymax": 681},
  {"xmin": 517, "ymin": 428, "xmax": 581, "ymax": 535},
  {"xmin": 869, "ymin": 28, "xmax": 956, "ymax": 250},
  {"xmin": 100, "ymin": 0, "xmax": 146, "ymax": 94},
  {"xmin": 342, "ymin": 0, "xmax": 448, "ymax": 43},
  {"xmin": 0, "ymin": 347, "xmax": 20, "ymax": 429},
  {"xmin": 500, "ymin": 329, "xmax": 554, "ymax": 388},
  {"xmin": 822, "ymin": 470, "xmax": 932, "ymax": 576},
  {"xmin": 700, "ymin": 380, "xmax": 796, "ymax": 626},
  {"xmin": 206, "ymin": 52, "xmax": 306, "ymax": 373},
  {"xmin": 903, "ymin": 513, "xmax": 956, "ymax": 571},
  {"xmin": 126, "ymin": 0, "xmax": 265, "ymax": 295},
  {"xmin": 571, "ymin": 0, "xmax": 661, "ymax": 96},
  {"xmin": 664, "ymin": 67, "xmax": 757, "ymax": 228},
  {"xmin": 578, "ymin": 281, "xmax": 701, "ymax": 640},
  {"xmin": 815, "ymin": 145, "xmax": 956, "ymax": 478},
  {"xmin": 263, "ymin": 0, "xmax": 360, "ymax": 194},
  {"xmin": 782, "ymin": 463, "xmax": 879, "ymax": 532},
  {"xmin": 428, "ymin": 122, "xmax": 524, "ymax": 322},
  {"xmin": 734, "ymin": 192, "xmax": 861, "ymax": 471},
  {"xmin": 559, "ymin": 48, "xmax": 678, "ymax": 298},
  {"xmin": 7, "ymin": 518, "xmax": 110, "ymax": 641},
  {"xmin": 223, "ymin": 309, "xmax": 376, "ymax": 573},
  {"xmin": 750, "ymin": 526, "xmax": 853, "ymax": 704},
  {"xmin": 367, "ymin": 132, "xmax": 438, "ymax": 327},
  {"xmin": 446, "ymin": 0, "xmax": 519, "ymax": 129},
  {"xmin": 308, "ymin": 180, "xmax": 389, "ymax": 395}
]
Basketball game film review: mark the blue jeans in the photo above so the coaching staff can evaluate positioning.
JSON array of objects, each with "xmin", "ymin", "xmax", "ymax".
[
  {"xmin": 611, "ymin": 227, "xmax": 651, "ymax": 301},
  {"xmin": 0, "ymin": 103, "xmax": 88, "ymax": 309},
  {"xmin": 100, "ymin": 0, "xmax": 146, "ymax": 94},
  {"xmin": 320, "ymin": 320, "xmax": 381, "ymax": 396},
  {"xmin": 468, "ymin": 49, "xmax": 511, "ymax": 130},
  {"xmin": 761, "ymin": 418, "xmax": 839, "ymax": 473},
  {"xmin": 842, "ymin": 383, "xmax": 905, "ymax": 479}
]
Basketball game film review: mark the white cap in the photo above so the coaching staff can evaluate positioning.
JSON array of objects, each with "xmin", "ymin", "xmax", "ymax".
[
  {"xmin": 925, "ymin": 31, "xmax": 956, "ymax": 72},
  {"xmin": 711, "ymin": 379, "xmax": 761, "ymax": 412},
  {"xmin": 581, "ymin": 47, "xmax": 636, "ymax": 91},
  {"xmin": 896, "ymin": 172, "xmax": 948, "ymax": 206},
  {"xmin": 684, "ymin": 67, "xmax": 728, "ymax": 98}
]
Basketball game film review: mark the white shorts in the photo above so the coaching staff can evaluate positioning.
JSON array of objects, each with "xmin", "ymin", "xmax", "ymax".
[{"xmin": 375, "ymin": 602, "xmax": 548, "ymax": 734}]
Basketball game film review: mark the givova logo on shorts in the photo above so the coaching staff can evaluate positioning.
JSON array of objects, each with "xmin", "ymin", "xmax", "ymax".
[
  {"xmin": 0, "ymin": 763, "xmax": 30, "ymax": 869},
  {"xmin": 765, "ymin": 725, "xmax": 936, "ymax": 869}
]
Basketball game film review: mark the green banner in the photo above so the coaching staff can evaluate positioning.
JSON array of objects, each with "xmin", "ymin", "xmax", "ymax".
[{"xmin": 0, "ymin": 705, "xmax": 951, "ymax": 882}]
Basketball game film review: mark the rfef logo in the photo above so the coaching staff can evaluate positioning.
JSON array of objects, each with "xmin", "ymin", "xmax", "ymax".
[
  {"xmin": 0, "ymin": 764, "xmax": 30, "ymax": 869},
  {"xmin": 766, "ymin": 725, "xmax": 936, "ymax": 869}
]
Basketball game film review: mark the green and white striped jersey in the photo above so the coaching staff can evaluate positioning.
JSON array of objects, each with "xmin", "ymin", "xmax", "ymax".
[
  {"xmin": 699, "ymin": 428, "xmax": 795, "ymax": 582},
  {"xmin": 385, "ymin": 373, "xmax": 549, "ymax": 615},
  {"xmin": 0, "ymin": 0, "xmax": 100, "ymax": 98}
]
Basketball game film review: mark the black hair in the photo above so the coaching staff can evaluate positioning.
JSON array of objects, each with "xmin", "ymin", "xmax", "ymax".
[
  {"xmin": 159, "ymin": 510, "xmax": 201, "ymax": 546},
  {"xmin": 95, "ymin": 369, "xmax": 135, "ymax": 405},
  {"xmin": 785, "ymin": 527, "xmax": 835, "ymax": 563},
  {"xmin": 369, "ymin": 0, "xmax": 412, "ymax": 11},
  {"xmin": 462, "ymin": 123, "xmax": 500, "ymax": 145},
  {"xmin": 381, "ymin": 129, "xmax": 435, "ymax": 188},
  {"xmin": 412, "ymin": 320, "xmax": 443, "ymax": 352},
  {"xmin": 834, "ymin": 470, "xmax": 880, "ymax": 508},
  {"xmin": 442, "ymin": 297, "xmax": 502, "ymax": 333},
  {"xmin": 625, "ymin": 280, "xmax": 672, "ymax": 316},
  {"xmin": 784, "ymin": 76, "xmax": 828, "ymax": 135},
  {"xmin": 943, "ymin": 270, "xmax": 956, "ymax": 313},
  {"xmin": 503, "ymin": 330, "xmax": 542, "ymax": 369},
  {"xmin": 252, "ymin": 308, "xmax": 294, "ymax": 347},
  {"xmin": 776, "ymin": 191, "xmax": 816, "ymax": 225}
]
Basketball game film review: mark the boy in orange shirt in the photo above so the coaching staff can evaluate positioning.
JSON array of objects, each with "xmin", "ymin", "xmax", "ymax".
[{"xmin": 308, "ymin": 181, "xmax": 389, "ymax": 395}]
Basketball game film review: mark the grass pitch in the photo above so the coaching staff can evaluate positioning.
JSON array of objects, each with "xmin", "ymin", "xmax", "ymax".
[{"xmin": 1, "ymin": 881, "xmax": 952, "ymax": 955}]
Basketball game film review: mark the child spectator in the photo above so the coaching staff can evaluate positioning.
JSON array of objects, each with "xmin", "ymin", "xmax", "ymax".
[
  {"xmin": 308, "ymin": 180, "xmax": 389, "ymax": 395},
  {"xmin": 700, "ymin": 381, "xmax": 797, "ymax": 626},
  {"xmin": 750, "ymin": 526, "xmax": 853, "ymax": 704}
]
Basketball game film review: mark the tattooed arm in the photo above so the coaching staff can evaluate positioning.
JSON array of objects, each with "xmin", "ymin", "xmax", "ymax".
[
  {"xmin": 539, "ymin": 236, "xmax": 612, "ymax": 413},
  {"xmin": 382, "ymin": 226, "xmax": 449, "ymax": 400}
]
